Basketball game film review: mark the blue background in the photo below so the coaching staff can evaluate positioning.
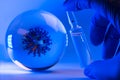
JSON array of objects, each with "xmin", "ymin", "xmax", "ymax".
[{"xmin": 0, "ymin": 0, "xmax": 103, "ymax": 63}]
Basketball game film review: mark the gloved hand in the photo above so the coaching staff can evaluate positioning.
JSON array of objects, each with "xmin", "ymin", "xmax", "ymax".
[{"xmin": 64, "ymin": 0, "xmax": 120, "ymax": 59}]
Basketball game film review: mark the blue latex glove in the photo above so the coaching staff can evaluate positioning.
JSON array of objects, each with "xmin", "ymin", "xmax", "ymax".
[{"xmin": 64, "ymin": 0, "xmax": 120, "ymax": 59}]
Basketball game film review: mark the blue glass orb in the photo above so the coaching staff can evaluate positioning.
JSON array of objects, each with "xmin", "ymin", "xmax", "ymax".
[{"xmin": 5, "ymin": 10, "xmax": 67, "ymax": 71}]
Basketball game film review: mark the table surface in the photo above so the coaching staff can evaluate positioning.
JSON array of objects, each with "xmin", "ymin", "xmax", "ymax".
[{"xmin": 0, "ymin": 62, "xmax": 92, "ymax": 80}]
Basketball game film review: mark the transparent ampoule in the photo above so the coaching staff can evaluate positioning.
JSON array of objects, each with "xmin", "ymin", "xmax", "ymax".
[{"xmin": 66, "ymin": 11, "xmax": 91, "ymax": 68}]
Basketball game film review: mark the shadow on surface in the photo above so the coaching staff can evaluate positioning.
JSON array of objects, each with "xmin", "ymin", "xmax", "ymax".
[{"xmin": 0, "ymin": 63, "xmax": 92, "ymax": 80}]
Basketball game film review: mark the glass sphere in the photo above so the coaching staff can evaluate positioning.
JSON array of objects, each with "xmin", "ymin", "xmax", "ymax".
[{"xmin": 5, "ymin": 10, "xmax": 67, "ymax": 71}]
